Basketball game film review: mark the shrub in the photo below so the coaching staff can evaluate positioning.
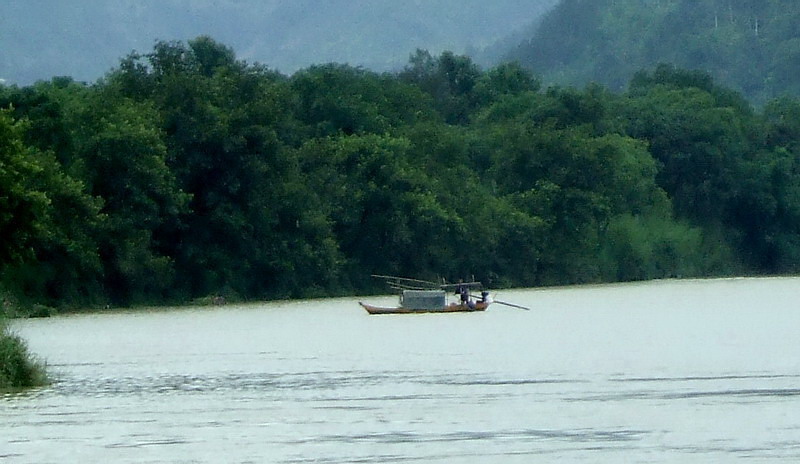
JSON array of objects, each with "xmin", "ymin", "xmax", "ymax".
[
  {"xmin": 600, "ymin": 214, "xmax": 735, "ymax": 282},
  {"xmin": 0, "ymin": 321, "xmax": 48, "ymax": 390}
]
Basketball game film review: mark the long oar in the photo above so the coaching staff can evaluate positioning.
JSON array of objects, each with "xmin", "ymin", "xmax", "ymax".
[{"xmin": 492, "ymin": 299, "xmax": 531, "ymax": 311}]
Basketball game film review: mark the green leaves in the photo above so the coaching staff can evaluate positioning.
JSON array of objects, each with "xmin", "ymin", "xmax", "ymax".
[
  {"xmin": 0, "ymin": 111, "xmax": 50, "ymax": 265},
  {"xmin": 3, "ymin": 36, "xmax": 800, "ymax": 308},
  {"xmin": 511, "ymin": 0, "xmax": 800, "ymax": 106},
  {"xmin": 0, "ymin": 321, "xmax": 47, "ymax": 389},
  {"xmin": 0, "ymin": 106, "xmax": 105, "ymax": 308},
  {"xmin": 400, "ymin": 50, "xmax": 483, "ymax": 125}
]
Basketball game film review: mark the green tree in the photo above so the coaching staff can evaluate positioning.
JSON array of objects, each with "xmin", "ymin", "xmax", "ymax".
[
  {"xmin": 0, "ymin": 79, "xmax": 76, "ymax": 162},
  {"xmin": 0, "ymin": 110, "xmax": 50, "ymax": 266},
  {"xmin": 67, "ymin": 91, "xmax": 189, "ymax": 305},
  {"xmin": 0, "ymin": 107, "xmax": 104, "ymax": 309},
  {"xmin": 729, "ymin": 146, "xmax": 800, "ymax": 272},
  {"xmin": 598, "ymin": 213, "xmax": 732, "ymax": 281},
  {"xmin": 400, "ymin": 50, "xmax": 482, "ymax": 124},
  {"xmin": 297, "ymin": 134, "xmax": 426, "ymax": 279},
  {"xmin": 764, "ymin": 97, "xmax": 800, "ymax": 152},
  {"xmin": 624, "ymin": 66, "xmax": 755, "ymax": 223},
  {"xmin": 110, "ymin": 38, "xmax": 347, "ymax": 299},
  {"xmin": 508, "ymin": 0, "xmax": 800, "ymax": 105},
  {"xmin": 291, "ymin": 63, "xmax": 436, "ymax": 137},
  {"xmin": 474, "ymin": 61, "xmax": 541, "ymax": 106}
]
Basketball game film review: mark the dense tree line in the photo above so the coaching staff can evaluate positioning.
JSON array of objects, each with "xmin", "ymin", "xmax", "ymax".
[
  {"xmin": 509, "ymin": 0, "xmax": 800, "ymax": 106},
  {"xmin": 2, "ymin": 37, "xmax": 800, "ymax": 312}
]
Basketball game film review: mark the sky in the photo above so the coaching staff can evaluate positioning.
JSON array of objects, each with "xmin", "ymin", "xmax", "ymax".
[{"xmin": 0, "ymin": 0, "xmax": 559, "ymax": 85}]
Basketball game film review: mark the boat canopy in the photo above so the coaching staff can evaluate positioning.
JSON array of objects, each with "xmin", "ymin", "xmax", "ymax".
[{"xmin": 401, "ymin": 290, "xmax": 446, "ymax": 310}]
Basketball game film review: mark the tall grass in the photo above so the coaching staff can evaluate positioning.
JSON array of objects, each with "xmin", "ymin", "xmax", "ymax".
[{"xmin": 0, "ymin": 318, "xmax": 48, "ymax": 390}]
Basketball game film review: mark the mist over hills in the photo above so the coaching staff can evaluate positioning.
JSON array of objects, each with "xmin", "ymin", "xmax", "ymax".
[
  {"xmin": 507, "ymin": 0, "xmax": 800, "ymax": 105},
  {"xmin": 5, "ymin": 0, "xmax": 799, "ymax": 106},
  {"xmin": 0, "ymin": 0, "xmax": 557, "ymax": 85}
]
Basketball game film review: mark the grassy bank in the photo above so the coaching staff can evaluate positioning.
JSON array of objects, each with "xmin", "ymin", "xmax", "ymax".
[{"xmin": 0, "ymin": 318, "xmax": 48, "ymax": 390}]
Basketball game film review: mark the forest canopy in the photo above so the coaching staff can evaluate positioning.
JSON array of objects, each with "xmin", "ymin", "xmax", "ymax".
[{"xmin": 2, "ymin": 37, "xmax": 800, "ymax": 313}]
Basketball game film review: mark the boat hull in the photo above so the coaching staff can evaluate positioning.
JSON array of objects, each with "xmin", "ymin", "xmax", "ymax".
[{"xmin": 360, "ymin": 301, "xmax": 490, "ymax": 315}]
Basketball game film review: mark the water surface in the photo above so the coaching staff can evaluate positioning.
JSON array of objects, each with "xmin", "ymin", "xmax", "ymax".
[{"xmin": 3, "ymin": 278, "xmax": 800, "ymax": 462}]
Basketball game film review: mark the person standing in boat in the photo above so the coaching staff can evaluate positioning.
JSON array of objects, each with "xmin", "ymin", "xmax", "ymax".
[{"xmin": 456, "ymin": 280, "xmax": 470, "ymax": 305}]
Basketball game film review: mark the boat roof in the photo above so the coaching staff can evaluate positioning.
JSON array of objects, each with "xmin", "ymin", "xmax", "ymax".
[{"xmin": 372, "ymin": 274, "xmax": 484, "ymax": 291}]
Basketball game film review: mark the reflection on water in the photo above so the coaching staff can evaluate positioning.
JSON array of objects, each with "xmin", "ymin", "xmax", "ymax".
[{"xmin": 3, "ymin": 277, "xmax": 800, "ymax": 463}]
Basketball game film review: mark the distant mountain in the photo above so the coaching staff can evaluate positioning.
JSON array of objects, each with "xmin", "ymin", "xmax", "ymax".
[
  {"xmin": 0, "ymin": 0, "xmax": 557, "ymax": 85},
  {"xmin": 507, "ymin": 0, "xmax": 800, "ymax": 105}
]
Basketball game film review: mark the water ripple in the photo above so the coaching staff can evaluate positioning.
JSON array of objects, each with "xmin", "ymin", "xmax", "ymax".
[
  {"xmin": 44, "ymin": 370, "xmax": 578, "ymax": 399},
  {"xmin": 105, "ymin": 438, "xmax": 191, "ymax": 449},
  {"xmin": 574, "ymin": 388, "xmax": 800, "ymax": 402},
  {"xmin": 428, "ymin": 377, "xmax": 584, "ymax": 386},
  {"xmin": 288, "ymin": 428, "xmax": 648, "ymax": 445},
  {"xmin": 611, "ymin": 374, "xmax": 800, "ymax": 383}
]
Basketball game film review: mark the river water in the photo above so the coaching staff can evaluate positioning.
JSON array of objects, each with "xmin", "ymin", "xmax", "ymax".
[{"xmin": 3, "ymin": 277, "xmax": 800, "ymax": 463}]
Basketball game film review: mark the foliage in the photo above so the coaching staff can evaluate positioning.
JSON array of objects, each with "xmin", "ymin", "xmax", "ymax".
[
  {"xmin": 0, "ymin": 110, "xmax": 50, "ymax": 265},
  {"xmin": 1, "ymin": 37, "xmax": 800, "ymax": 310},
  {"xmin": 599, "ymin": 214, "xmax": 734, "ymax": 282},
  {"xmin": 0, "ymin": 318, "xmax": 48, "ymax": 389},
  {"xmin": 509, "ymin": 0, "xmax": 800, "ymax": 106}
]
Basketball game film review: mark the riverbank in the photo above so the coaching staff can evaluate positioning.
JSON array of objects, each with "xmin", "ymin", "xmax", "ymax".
[
  {"xmin": 5, "ymin": 273, "xmax": 786, "ymax": 318},
  {"xmin": 0, "ymin": 318, "xmax": 48, "ymax": 390}
]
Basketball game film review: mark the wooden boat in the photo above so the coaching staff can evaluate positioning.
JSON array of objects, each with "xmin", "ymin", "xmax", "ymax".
[
  {"xmin": 360, "ymin": 276, "xmax": 493, "ymax": 315},
  {"xmin": 360, "ymin": 297, "xmax": 491, "ymax": 315},
  {"xmin": 361, "ymin": 275, "xmax": 531, "ymax": 314}
]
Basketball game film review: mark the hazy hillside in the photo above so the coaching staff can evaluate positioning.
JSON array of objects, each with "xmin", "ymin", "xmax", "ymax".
[
  {"xmin": 0, "ymin": 0, "xmax": 557, "ymax": 85},
  {"xmin": 507, "ymin": 0, "xmax": 800, "ymax": 105}
]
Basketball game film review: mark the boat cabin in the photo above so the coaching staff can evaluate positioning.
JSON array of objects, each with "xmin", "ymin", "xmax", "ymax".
[{"xmin": 400, "ymin": 290, "xmax": 446, "ymax": 310}]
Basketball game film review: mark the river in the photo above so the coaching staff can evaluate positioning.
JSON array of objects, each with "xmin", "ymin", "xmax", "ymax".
[{"xmin": 3, "ymin": 277, "xmax": 800, "ymax": 463}]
